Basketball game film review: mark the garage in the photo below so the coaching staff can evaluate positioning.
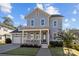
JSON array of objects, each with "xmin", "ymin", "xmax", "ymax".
[
  {"xmin": 11, "ymin": 29, "xmax": 22, "ymax": 44},
  {"xmin": 12, "ymin": 34, "xmax": 21, "ymax": 44},
  {"xmin": 12, "ymin": 36, "xmax": 21, "ymax": 44}
]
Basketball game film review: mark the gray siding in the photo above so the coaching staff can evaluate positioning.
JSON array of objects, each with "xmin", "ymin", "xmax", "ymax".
[
  {"xmin": 26, "ymin": 9, "xmax": 49, "ymax": 28},
  {"xmin": 49, "ymin": 17, "xmax": 63, "ymax": 41}
]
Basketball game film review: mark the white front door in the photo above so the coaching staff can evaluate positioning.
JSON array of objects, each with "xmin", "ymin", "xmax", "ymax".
[
  {"xmin": 36, "ymin": 33, "xmax": 40, "ymax": 40},
  {"xmin": 41, "ymin": 32, "xmax": 47, "ymax": 44},
  {"xmin": 30, "ymin": 33, "xmax": 34, "ymax": 40}
]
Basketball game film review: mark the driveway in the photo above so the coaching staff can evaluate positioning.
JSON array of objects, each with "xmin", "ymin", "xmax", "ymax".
[{"xmin": 0, "ymin": 44, "xmax": 20, "ymax": 54}]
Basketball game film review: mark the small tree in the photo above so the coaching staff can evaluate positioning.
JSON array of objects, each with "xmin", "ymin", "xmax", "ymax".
[{"xmin": 58, "ymin": 30, "xmax": 78, "ymax": 55}]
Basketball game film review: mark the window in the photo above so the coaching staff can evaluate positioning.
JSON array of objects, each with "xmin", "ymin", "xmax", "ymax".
[
  {"xmin": 31, "ymin": 19, "xmax": 34, "ymax": 26},
  {"xmin": 41, "ymin": 19, "xmax": 45, "ymax": 26},
  {"xmin": 54, "ymin": 21, "xmax": 56, "ymax": 26}
]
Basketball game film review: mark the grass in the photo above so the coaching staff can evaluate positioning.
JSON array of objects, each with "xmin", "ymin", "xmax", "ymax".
[
  {"xmin": 49, "ymin": 47, "xmax": 65, "ymax": 56},
  {"xmin": 0, "ymin": 43, "xmax": 5, "ymax": 46},
  {"xmin": 3, "ymin": 47, "xmax": 39, "ymax": 56}
]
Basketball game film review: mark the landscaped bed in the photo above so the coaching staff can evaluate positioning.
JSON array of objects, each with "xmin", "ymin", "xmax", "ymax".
[
  {"xmin": 49, "ymin": 47, "xmax": 65, "ymax": 56},
  {"xmin": 3, "ymin": 47, "xmax": 39, "ymax": 56}
]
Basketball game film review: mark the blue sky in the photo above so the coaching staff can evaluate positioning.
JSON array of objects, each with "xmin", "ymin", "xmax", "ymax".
[{"xmin": 0, "ymin": 3, "xmax": 79, "ymax": 30}]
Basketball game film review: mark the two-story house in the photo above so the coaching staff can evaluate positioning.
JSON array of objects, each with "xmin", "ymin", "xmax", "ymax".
[{"xmin": 11, "ymin": 8, "xmax": 63, "ymax": 48}]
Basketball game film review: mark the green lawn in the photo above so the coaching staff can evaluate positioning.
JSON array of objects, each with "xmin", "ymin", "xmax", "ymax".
[
  {"xmin": 3, "ymin": 47, "xmax": 39, "ymax": 56},
  {"xmin": 49, "ymin": 47, "xmax": 65, "ymax": 56},
  {"xmin": 0, "ymin": 43, "xmax": 5, "ymax": 46}
]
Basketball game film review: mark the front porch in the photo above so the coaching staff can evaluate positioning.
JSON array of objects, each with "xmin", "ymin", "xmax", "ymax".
[{"xmin": 21, "ymin": 29, "xmax": 49, "ymax": 48}]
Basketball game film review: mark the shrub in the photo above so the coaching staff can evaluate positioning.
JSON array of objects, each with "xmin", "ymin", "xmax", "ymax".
[
  {"xmin": 5, "ymin": 38, "xmax": 11, "ymax": 44},
  {"xmin": 74, "ymin": 45, "xmax": 79, "ymax": 51},
  {"xmin": 49, "ymin": 41, "xmax": 63, "ymax": 47},
  {"xmin": 20, "ymin": 44, "xmax": 41, "ymax": 48}
]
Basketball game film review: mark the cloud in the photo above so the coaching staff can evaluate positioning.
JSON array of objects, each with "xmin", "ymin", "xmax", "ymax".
[
  {"xmin": 20, "ymin": 14, "xmax": 25, "ymax": 19},
  {"xmin": 7, "ymin": 14, "xmax": 14, "ymax": 19},
  {"xmin": 14, "ymin": 22, "xmax": 20, "ymax": 27},
  {"xmin": 75, "ymin": 4, "xmax": 79, "ymax": 10},
  {"xmin": 0, "ymin": 3, "xmax": 12, "ymax": 13},
  {"xmin": 36, "ymin": 3, "xmax": 43, "ymax": 10},
  {"xmin": 73, "ymin": 4, "xmax": 79, "ymax": 15},
  {"xmin": 45, "ymin": 6, "xmax": 60, "ymax": 15},
  {"xmin": 23, "ymin": 23, "xmax": 27, "ymax": 26},
  {"xmin": 65, "ymin": 19, "xmax": 68, "ymax": 22},
  {"xmin": 63, "ymin": 23, "xmax": 70, "ymax": 29},
  {"xmin": 73, "ymin": 9, "xmax": 77, "ymax": 14},
  {"xmin": 71, "ymin": 18, "xmax": 76, "ymax": 22},
  {"xmin": 43, "ymin": 3, "xmax": 52, "ymax": 7},
  {"xmin": 36, "ymin": 3, "xmax": 60, "ymax": 15},
  {"xmin": 27, "ymin": 8, "xmax": 30, "ymax": 11}
]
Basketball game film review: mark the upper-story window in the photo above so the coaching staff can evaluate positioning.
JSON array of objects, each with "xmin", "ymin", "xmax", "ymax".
[
  {"xmin": 31, "ymin": 19, "xmax": 34, "ymax": 26},
  {"xmin": 53, "ymin": 20, "xmax": 57, "ymax": 27},
  {"xmin": 41, "ymin": 19, "xmax": 45, "ymax": 26},
  {"xmin": 54, "ymin": 21, "xmax": 57, "ymax": 26}
]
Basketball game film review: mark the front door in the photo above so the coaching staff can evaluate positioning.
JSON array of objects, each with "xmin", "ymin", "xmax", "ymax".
[{"xmin": 41, "ymin": 32, "xmax": 47, "ymax": 44}]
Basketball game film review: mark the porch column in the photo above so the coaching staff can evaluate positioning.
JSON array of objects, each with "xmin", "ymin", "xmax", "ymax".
[
  {"xmin": 22, "ymin": 30, "xmax": 24, "ymax": 44},
  {"xmin": 40, "ymin": 30, "xmax": 41, "ymax": 45},
  {"xmin": 47, "ymin": 30, "xmax": 49, "ymax": 45}
]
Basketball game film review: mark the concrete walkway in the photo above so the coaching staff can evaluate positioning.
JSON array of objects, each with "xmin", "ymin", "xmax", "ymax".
[
  {"xmin": 36, "ymin": 48, "xmax": 52, "ymax": 56},
  {"xmin": 0, "ymin": 44, "xmax": 20, "ymax": 54}
]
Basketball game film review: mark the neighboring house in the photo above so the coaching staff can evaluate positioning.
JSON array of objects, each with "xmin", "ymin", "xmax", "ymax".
[
  {"xmin": 0, "ymin": 23, "xmax": 15, "ymax": 44},
  {"xmin": 11, "ymin": 8, "xmax": 63, "ymax": 48}
]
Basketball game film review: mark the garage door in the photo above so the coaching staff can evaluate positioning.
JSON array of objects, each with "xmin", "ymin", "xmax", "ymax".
[{"xmin": 12, "ymin": 36, "xmax": 21, "ymax": 44}]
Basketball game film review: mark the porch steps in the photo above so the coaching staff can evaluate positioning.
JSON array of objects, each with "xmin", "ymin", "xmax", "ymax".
[{"xmin": 41, "ymin": 44, "xmax": 48, "ymax": 48}]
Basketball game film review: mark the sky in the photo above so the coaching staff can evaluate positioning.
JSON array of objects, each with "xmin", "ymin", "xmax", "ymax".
[{"xmin": 0, "ymin": 3, "xmax": 79, "ymax": 30}]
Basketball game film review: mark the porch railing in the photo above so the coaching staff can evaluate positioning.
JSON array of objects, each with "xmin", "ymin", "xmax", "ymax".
[{"xmin": 25, "ymin": 39, "xmax": 41, "ymax": 46}]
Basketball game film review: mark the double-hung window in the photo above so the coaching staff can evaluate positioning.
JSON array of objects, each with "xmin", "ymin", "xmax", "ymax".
[
  {"xmin": 41, "ymin": 19, "xmax": 45, "ymax": 26},
  {"xmin": 31, "ymin": 19, "xmax": 34, "ymax": 26},
  {"xmin": 54, "ymin": 21, "xmax": 57, "ymax": 26}
]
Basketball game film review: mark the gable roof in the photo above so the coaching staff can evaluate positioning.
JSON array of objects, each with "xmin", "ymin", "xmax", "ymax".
[
  {"xmin": 25, "ymin": 7, "xmax": 64, "ymax": 19},
  {"xmin": 25, "ymin": 7, "xmax": 50, "ymax": 19},
  {"xmin": 0, "ymin": 23, "xmax": 16, "ymax": 30}
]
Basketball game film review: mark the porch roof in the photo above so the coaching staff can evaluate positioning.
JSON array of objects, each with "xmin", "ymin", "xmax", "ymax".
[
  {"xmin": 18, "ymin": 26, "xmax": 49, "ymax": 31},
  {"xmin": 11, "ymin": 29, "xmax": 22, "ymax": 33},
  {"xmin": 11, "ymin": 27, "xmax": 49, "ymax": 33}
]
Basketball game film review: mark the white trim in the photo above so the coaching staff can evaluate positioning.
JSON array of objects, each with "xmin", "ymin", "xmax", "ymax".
[
  {"xmin": 22, "ymin": 31, "xmax": 24, "ymax": 44},
  {"xmin": 48, "ymin": 30, "xmax": 49, "ymax": 45},
  {"xmin": 40, "ymin": 30, "xmax": 41, "ymax": 45}
]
